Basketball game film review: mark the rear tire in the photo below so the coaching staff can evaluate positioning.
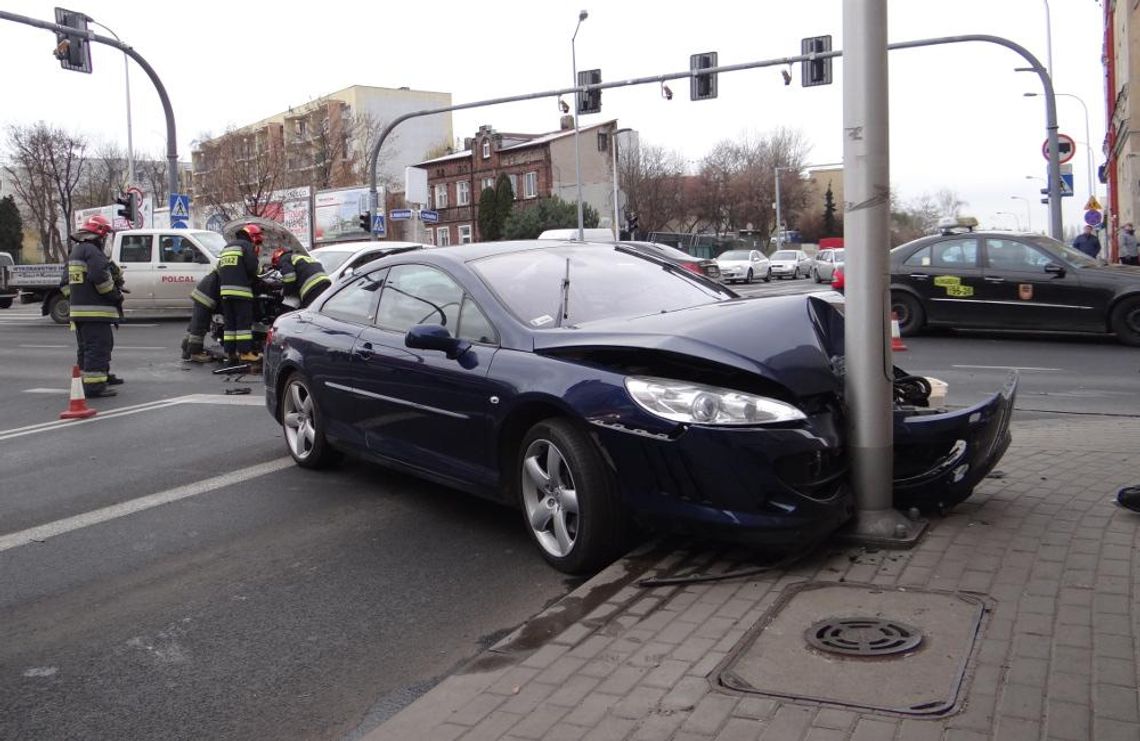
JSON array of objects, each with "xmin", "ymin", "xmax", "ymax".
[
  {"xmin": 813, "ymin": 269, "xmax": 822, "ymax": 284},
  {"xmin": 517, "ymin": 419, "xmax": 626, "ymax": 574},
  {"xmin": 746, "ymin": 269, "xmax": 754, "ymax": 284},
  {"xmin": 280, "ymin": 373, "xmax": 340, "ymax": 469},
  {"xmin": 763, "ymin": 268, "xmax": 772, "ymax": 283},
  {"xmin": 891, "ymin": 292, "xmax": 926, "ymax": 337},
  {"xmin": 0, "ymin": 297, "xmax": 11, "ymax": 309},
  {"xmin": 1110, "ymin": 296, "xmax": 1140, "ymax": 346},
  {"xmin": 48, "ymin": 294, "xmax": 69, "ymax": 324}
]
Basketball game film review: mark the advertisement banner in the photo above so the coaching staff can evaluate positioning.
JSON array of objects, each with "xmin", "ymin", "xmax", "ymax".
[
  {"xmin": 74, "ymin": 193, "xmax": 154, "ymax": 232},
  {"xmin": 314, "ymin": 186, "xmax": 382, "ymax": 244},
  {"xmin": 196, "ymin": 186, "xmax": 313, "ymax": 249}
]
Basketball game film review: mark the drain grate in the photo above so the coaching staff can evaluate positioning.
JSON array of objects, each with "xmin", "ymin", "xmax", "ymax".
[{"xmin": 805, "ymin": 617, "xmax": 923, "ymax": 657}]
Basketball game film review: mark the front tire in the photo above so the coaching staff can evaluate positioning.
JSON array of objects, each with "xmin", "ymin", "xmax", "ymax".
[
  {"xmin": 891, "ymin": 292, "xmax": 926, "ymax": 337},
  {"xmin": 518, "ymin": 419, "xmax": 626, "ymax": 574},
  {"xmin": 1110, "ymin": 296, "xmax": 1140, "ymax": 346},
  {"xmin": 746, "ymin": 269, "xmax": 754, "ymax": 284},
  {"xmin": 763, "ymin": 268, "xmax": 772, "ymax": 283},
  {"xmin": 281, "ymin": 373, "xmax": 339, "ymax": 469},
  {"xmin": 813, "ymin": 269, "xmax": 822, "ymax": 284}
]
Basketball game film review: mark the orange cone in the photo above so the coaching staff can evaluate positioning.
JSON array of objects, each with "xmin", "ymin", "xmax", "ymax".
[
  {"xmin": 59, "ymin": 365, "xmax": 98, "ymax": 420},
  {"xmin": 891, "ymin": 312, "xmax": 908, "ymax": 352}
]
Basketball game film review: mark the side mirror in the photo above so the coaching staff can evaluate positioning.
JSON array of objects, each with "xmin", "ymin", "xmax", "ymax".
[
  {"xmin": 1044, "ymin": 262, "xmax": 1066, "ymax": 276},
  {"xmin": 406, "ymin": 324, "xmax": 470, "ymax": 360}
]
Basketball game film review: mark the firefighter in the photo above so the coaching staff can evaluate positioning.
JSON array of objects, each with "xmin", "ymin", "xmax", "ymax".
[
  {"xmin": 217, "ymin": 223, "xmax": 263, "ymax": 363},
  {"xmin": 62, "ymin": 215, "xmax": 124, "ymax": 398},
  {"xmin": 181, "ymin": 269, "xmax": 221, "ymax": 363},
  {"xmin": 271, "ymin": 248, "xmax": 331, "ymax": 308}
]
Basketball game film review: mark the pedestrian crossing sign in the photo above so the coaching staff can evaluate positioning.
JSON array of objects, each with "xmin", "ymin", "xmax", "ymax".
[{"xmin": 1085, "ymin": 195, "xmax": 1102, "ymax": 211}]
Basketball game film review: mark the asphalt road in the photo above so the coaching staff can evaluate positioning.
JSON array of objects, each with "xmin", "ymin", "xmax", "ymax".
[{"xmin": 0, "ymin": 305, "xmax": 576, "ymax": 741}]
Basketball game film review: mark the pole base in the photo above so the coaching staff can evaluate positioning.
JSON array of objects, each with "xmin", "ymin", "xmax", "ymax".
[{"xmin": 836, "ymin": 507, "xmax": 928, "ymax": 549}]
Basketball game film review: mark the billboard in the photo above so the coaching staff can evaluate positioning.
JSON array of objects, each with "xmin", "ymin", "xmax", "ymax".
[
  {"xmin": 73, "ymin": 193, "xmax": 154, "ymax": 232},
  {"xmin": 314, "ymin": 186, "xmax": 383, "ymax": 243},
  {"xmin": 196, "ymin": 186, "xmax": 313, "ymax": 249}
]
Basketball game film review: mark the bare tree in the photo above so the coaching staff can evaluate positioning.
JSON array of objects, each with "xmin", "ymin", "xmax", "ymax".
[
  {"xmin": 136, "ymin": 155, "xmax": 170, "ymax": 207},
  {"xmin": 194, "ymin": 127, "xmax": 285, "ymax": 220},
  {"xmin": 934, "ymin": 188, "xmax": 968, "ymax": 219},
  {"xmin": 76, "ymin": 140, "xmax": 127, "ymax": 210},
  {"xmin": 3, "ymin": 123, "xmax": 88, "ymax": 262},
  {"xmin": 617, "ymin": 139, "xmax": 687, "ymax": 234},
  {"xmin": 352, "ymin": 111, "xmax": 401, "ymax": 189}
]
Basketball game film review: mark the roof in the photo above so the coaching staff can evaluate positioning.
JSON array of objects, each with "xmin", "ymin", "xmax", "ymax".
[{"xmin": 417, "ymin": 120, "xmax": 619, "ymax": 166}]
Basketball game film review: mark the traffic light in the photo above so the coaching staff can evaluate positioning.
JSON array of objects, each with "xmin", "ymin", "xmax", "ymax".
[
  {"xmin": 53, "ymin": 8, "xmax": 92, "ymax": 74},
  {"xmin": 115, "ymin": 191, "xmax": 137, "ymax": 225},
  {"xmin": 577, "ymin": 69, "xmax": 602, "ymax": 114},
  {"xmin": 801, "ymin": 35, "xmax": 832, "ymax": 87},
  {"xmin": 359, "ymin": 212, "xmax": 371, "ymax": 232},
  {"xmin": 689, "ymin": 52, "xmax": 718, "ymax": 101}
]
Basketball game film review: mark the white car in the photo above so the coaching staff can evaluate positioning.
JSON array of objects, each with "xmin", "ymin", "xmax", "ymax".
[
  {"xmin": 715, "ymin": 249, "xmax": 771, "ymax": 284},
  {"xmin": 310, "ymin": 240, "xmax": 427, "ymax": 283},
  {"xmin": 812, "ymin": 248, "xmax": 845, "ymax": 283},
  {"xmin": 768, "ymin": 249, "xmax": 813, "ymax": 280}
]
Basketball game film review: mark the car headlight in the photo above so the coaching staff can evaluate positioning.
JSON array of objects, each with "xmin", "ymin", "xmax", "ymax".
[{"xmin": 625, "ymin": 376, "xmax": 806, "ymax": 425}]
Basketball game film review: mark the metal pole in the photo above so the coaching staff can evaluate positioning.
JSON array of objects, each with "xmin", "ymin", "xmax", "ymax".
[
  {"xmin": 610, "ymin": 127, "xmax": 631, "ymax": 239},
  {"xmin": 842, "ymin": 0, "xmax": 923, "ymax": 545},
  {"xmin": 86, "ymin": 18, "xmax": 134, "ymax": 185},
  {"xmin": 1011, "ymin": 195, "xmax": 1032, "ymax": 232},
  {"xmin": 572, "ymin": 10, "xmax": 587, "ymax": 241},
  {"xmin": 774, "ymin": 167, "xmax": 783, "ymax": 252},
  {"xmin": 1042, "ymin": 0, "xmax": 1054, "ymax": 82}
]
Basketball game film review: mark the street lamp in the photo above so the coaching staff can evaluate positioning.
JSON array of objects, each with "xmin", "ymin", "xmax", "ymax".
[
  {"xmin": 1041, "ymin": 0, "xmax": 1053, "ymax": 82},
  {"xmin": 84, "ymin": 16, "xmax": 134, "ymax": 185},
  {"xmin": 571, "ymin": 9, "xmax": 588, "ymax": 241},
  {"xmin": 1025, "ymin": 91, "xmax": 1094, "ymax": 201},
  {"xmin": 610, "ymin": 126, "xmax": 633, "ymax": 239},
  {"xmin": 996, "ymin": 210, "xmax": 1021, "ymax": 231},
  {"xmin": 1011, "ymin": 195, "xmax": 1032, "ymax": 232}
]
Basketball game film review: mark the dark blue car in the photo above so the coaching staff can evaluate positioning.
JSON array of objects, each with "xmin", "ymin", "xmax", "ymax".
[{"xmin": 263, "ymin": 240, "xmax": 1016, "ymax": 574}]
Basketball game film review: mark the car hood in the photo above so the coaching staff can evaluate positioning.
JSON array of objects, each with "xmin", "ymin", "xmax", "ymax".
[
  {"xmin": 533, "ymin": 295, "xmax": 844, "ymax": 398},
  {"xmin": 1077, "ymin": 263, "xmax": 1140, "ymax": 284}
]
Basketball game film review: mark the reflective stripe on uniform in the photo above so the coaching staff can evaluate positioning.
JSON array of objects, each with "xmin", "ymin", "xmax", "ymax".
[
  {"xmin": 220, "ymin": 286, "xmax": 254, "ymax": 298},
  {"xmin": 82, "ymin": 372, "xmax": 109, "ymax": 385},
  {"xmin": 282, "ymin": 272, "xmax": 297, "ymax": 284},
  {"xmin": 94, "ymin": 278, "xmax": 116, "ymax": 294},
  {"xmin": 190, "ymin": 288, "xmax": 217, "ymax": 309},
  {"xmin": 61, "ymin": 285, "xmax": 71, "ymax": 297},
  {"xmin": 300, "ymin": 273, "xmax": 330, "ymax": 299},
  {"xmin": 69, "ymin": 305, "xmax": 120, "ymax": 319},
  {"xmin": 223, "ymin": 330, "xmax": 254, "ymax": 341}
]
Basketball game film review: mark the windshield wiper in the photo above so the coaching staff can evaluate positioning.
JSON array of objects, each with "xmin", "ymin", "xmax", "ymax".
[{"xmin": 557, "ymin": 257, "xmax": 571, "ymax": 327}]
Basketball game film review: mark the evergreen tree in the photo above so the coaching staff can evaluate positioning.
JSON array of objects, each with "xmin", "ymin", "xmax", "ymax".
[
  {"xmin": 477, "ymin": 187, "xmax": 501, "ymax": 240},
  {"xmin": 0, "ymin": 195, "xmax": 23, "ymax": 261},
  {"xmin": 503, "ymin": 197, "xmax": 599, "ymax": 240},
  {"xmin": 823, "ymin": 184, "xmax": 839, "ymax": 237}
]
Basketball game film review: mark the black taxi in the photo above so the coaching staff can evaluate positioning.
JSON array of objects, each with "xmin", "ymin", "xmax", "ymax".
[{"xmin": 889, "ymin": 230, "xmax": 1140, "ymax": 345}]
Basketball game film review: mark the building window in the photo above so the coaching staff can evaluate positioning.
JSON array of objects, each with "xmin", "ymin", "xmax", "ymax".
[
  {"xmin": 423, "ymin": 227, "xmax": 433, "ymax": 243},
  {"xmin": 436, "ymin": 226, "xmax": 451, "ymax": 246},
  {"xmin": 457, "ymin": 181, "xmax": 471, "ymax": 206},
  {"xmin": 458, "ymin": 224, "xmax": 472, "ymax": 244},
  {"xmin": 508, "ymin": 174, "xmax": 518, "ymax": 200},
  {"xmin": 482, "ymin": 140, "xmax": 491, "ymax": 159},
  {"xmin": 435, "ymin": 183, "xmax": 449, "ymax": 209},
  {"xmin": 597, "ymin": 131, "xmax": 609, "ymax": 151},
  {"xmin": 481, "ymin": 177, "xmax": 495, "ymax": 192},
  {"xmin": 524, "ymin": 171, "xmax": 538, "ymax": 199}
]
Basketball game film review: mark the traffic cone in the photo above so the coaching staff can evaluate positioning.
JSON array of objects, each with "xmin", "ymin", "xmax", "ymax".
[
  {"xmin": 59, "ymin": 365, "xmax": 98, "ymax": 420},
  {"xmin": 891, "ymin": 312, "xmax": 908, "ymax": 352}
]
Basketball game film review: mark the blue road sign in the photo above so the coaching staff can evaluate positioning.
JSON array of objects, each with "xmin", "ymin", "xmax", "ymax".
[
  {"xmin": 1085, "ymin": 210, "xmax": 1103, "ymax": 226},
  {"xmin": 390, "ymin": 208, "xmax": 412, "ymax": 221},
  {"xmin": 1060, "ymin": 172, "xmax": 1074, "ymax": 197},
  {"xmin": 420, "ymin": 209, "xmax": 439, "ymax": 224},
  {"xmin": 372, "ymin": 213, "xmax": 386, "ymax": 236},
  {"xmin": 169, "ymin": 193, "xmax": 190, "ymax": 228}
]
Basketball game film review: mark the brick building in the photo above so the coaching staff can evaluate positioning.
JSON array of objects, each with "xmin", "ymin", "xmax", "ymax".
[{"xmin": 413, "ymin": 118, "xmax": 620, "ymax": 245}]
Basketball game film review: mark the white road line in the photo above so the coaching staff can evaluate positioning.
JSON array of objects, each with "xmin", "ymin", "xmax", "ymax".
[
  {"xmin": 24, "ymin": 388, "xmax": 68, "ymax": 394},
  {"xmin": 0, "ymin": 458, "xmax": 294, "ymax": 553},
  {"xmin": 17, "ymin": 344, "xmax": 70, "ymax": 349},
  {"xmin": 113, "ymin": 346, "xmax": 166, "ymax": 350},
  {"xmin": 952, "ymin": 364, "xmax": 1061, "ymax": 372}
]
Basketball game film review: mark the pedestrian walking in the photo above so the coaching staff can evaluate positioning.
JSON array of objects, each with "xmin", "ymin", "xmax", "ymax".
[
  {"xmin": 61, "ymin": 215, "xmax": 124, "ymax": 398},
  {"xmin": 271, "ymin": 248, "xmax": 331, "ymax": 308},
  {"xmin": 181, "ymin": 269, "xmax": 220, "ymax": 363},
  {"xmin": 1119, "ymin": 223, "xmax": 1138, "ymax": 266},
  {"xmin": 1072, "ymin": 225, "xmax": 1101, "ymax": 258},
  {"xmin": 217, "ymin": 224, "xmax": 264, "ymax": 363}
]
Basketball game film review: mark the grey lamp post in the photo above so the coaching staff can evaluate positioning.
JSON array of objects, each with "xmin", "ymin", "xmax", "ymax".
[
  {"xmin": 1011, "ymin": 195, "xmax": 1032, "ymax": 232},
  {"xmin": 572, "ymin": 9, "xmax": 588, "ymax": 241},
  {"xmin": 1042, "ymin": 0, "xmax": 1053, "ymax": 81},
  {"xmin": 610, "ymin": 126, "xmax": 632, "ymax": 239},
  {"xmin": 1025, "ymin": 91, "xmax": 1093, "ymax": 201}
]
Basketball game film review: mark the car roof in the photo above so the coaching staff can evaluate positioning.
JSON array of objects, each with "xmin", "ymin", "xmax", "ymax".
[{"xmin": 313, "ymin": 240, "xmax": 425, "ymax": 253}]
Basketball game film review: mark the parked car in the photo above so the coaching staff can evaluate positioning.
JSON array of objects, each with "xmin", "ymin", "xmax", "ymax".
[
  {"xmin": 890, "ymin": 231, "xmax": 1140, "ymax": 345},
  {"xmin": 716, "ymin": 249, "xmax": 771, "ymax": 283},
  {"xmin": 618, "ymin": 241, "xmax": 722, "ymax": 281},
  {"xmin": 769, "ymin": 249, "xmax": 813, "ymax": 280},
  {"xmin": 263, "ymin": 240, "xmax": 1016, "ymax": 574},
  {"xmin": 0, "ymin": 251, "xmax": 15, "ymax": 309},
  {"xmin": 812, "ymin": 248, "xmax": 844, "ymax": 283},
  {"xmin": 310, "ymin": 240, "xmax": 427, "ymax": 283}
]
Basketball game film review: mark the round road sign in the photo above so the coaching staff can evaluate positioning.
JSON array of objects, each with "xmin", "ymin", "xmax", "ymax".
[
  {"xmin": 1084, "ymin": 210, "xmax": 1103, "ymax": 227},
  {"xmin": 1042, "ymin": 134, "xmax": 1076, "ymax": 165}
]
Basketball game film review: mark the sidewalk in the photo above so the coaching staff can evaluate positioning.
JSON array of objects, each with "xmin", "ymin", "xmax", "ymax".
[{"xmin": 366, "ymin": 417, "xmax": 1140, "ymax": 741}]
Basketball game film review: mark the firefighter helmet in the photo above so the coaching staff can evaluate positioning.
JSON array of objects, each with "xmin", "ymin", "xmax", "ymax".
[
  {"xmin": 82, "ymin": 214, "xmax": 113, "ymax": 238},
  {"xmin": 237, "ymin": 223, "xmax": 264, "ymax": 246},
  {"xmin": 270, "ymin": 247, "xmax": 288, "ymax": 270}
]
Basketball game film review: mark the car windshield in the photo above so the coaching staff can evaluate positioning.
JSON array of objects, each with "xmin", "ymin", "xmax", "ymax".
[
  {"xmin": 471, "ymin": 246, "xmax": 727, "ymax": 327},
  {"xmin": 718, "ymin": 250, "xmax": 752, "ymax": 261},
  {"xmin": 771, "ymin": 250, "xmax": 797, "ymax": 260},
  {"xmin": 196, "ymin": 231, "xmax": 229, "ymax": 257},
  {"xmin": 1025, "ymin": 235, "xmax": 1099, "ymax": 268},
  {"xmin": 829, "ymin": 249, "xmax": 845, "ymax": 262},
  {"xmin": 311, "ymin": 249, "xmax": 354, "ymax": 274}
]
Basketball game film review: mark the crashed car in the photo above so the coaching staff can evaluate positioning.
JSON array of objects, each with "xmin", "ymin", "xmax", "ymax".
[{"xmin": 263, "ymin": 240, "xmax": 1016, "ymax": 574}]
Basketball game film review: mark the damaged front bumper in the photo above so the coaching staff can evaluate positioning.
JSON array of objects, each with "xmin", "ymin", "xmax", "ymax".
[{"xmin": 891, "ymin": 371, "xmax": 1018, "ymax": 512}]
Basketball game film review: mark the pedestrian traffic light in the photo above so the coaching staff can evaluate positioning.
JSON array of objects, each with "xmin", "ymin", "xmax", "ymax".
[
  {"xmin": 359, "ymin": 211, "xmax": 371, "ymax": 232},
  {"xmin": 577, "ymin": 69, "xmax": 602, "ymax": 115},
  {"xmin": 689, "ymin": 52, "xmax": 718, "ymax": 101},
  {"xmin": 53, "ymin": 8, "xmax": 93, "ymax": 74},
  {"xmin": 801, "ymin": 35, "xmax": 832, "ymax": 87},
  {"xmin": 115, "ymin": 191, "xmax": 137, "ymax": 225}
]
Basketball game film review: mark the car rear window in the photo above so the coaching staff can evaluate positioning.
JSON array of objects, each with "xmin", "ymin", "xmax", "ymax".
[
  {"xmin": 719, "ymin": 250, "xmax": 751, "ymax": 260},
  {"xmin": 771, "ymin": 251, "xmax": 797, "ymax": 260}
]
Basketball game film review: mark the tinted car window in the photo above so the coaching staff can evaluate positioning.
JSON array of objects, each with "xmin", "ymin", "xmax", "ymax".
[
  {"xmin": 321, "ymin": 270, "xmax": 385, "ymax": 324},
  {"xmin": 718, "ymin": 250, "xmax": 752, "ymax": 260},
  {"xmin": 933, "ymin": 239, "xmax": 978, "ymax": 268},
  {"xmin": 376, "ymin": 264, "xmax": 465, "ymax": 333},
  {"xmin": 985, "ymin": 239, "xmax": 1052, "ymax": 270},
  {"xmin": 119, "ymin": 235, "xmax": 153, "ymax": 263},
  {"xmin": 903, "ymin": 245, "xmax": 931, "ymax": 267},
  {"xmin": 472, "ymin": 246, "xmax": 726, "ymax": 327},
  {"xmin": 457, "ymin": 296, "xmax": 497, "ymax": 344},
  {"xmin": 1024, "ymin": 235, "xmax": 1099, "ymax": 268},
  {"xmin": 771, "ymin": 250, "xmax": 797, "ymax": 260}
]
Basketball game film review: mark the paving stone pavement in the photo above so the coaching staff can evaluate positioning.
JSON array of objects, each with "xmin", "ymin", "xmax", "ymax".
[{"xmin": 365, "ymin": 417, "xmax": 1140, "ymax": 741}]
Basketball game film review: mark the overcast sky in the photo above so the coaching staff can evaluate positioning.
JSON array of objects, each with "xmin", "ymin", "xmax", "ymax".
[{"xmin": 1, "ymin": 0, "xmax": 1107, "ymax": 236}]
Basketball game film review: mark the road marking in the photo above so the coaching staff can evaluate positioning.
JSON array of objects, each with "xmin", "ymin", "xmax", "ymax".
[
  {"xmin": 24, "ymin": 388, "xmax": 68, "ymax": 394},
  {"xmin": 952, "ymin": 364, "xmax": 1061, "ymax": 372},
  {"xmin": 114, "ymin": 346, "xmax": 166, "ymax": 350},
  {"xmin": 0, "ymin": 458, "xmax": 294, "ymax": 553},
  {"xmin": 17, "ymin": 344, "xmax": 69, "ymax": 349}
]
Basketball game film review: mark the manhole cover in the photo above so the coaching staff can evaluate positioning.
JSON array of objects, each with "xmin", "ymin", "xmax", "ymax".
[{"xmin": 805, "ymin": 617, "xmax": 923, "ymax": 657}]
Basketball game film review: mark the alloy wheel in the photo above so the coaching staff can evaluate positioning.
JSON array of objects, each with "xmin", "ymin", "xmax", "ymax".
[
  {"xmin": 282, "ymin": 380, "xmax": 316, "ymax": 461},
  {"xmin": 521, "ymin": 437, "xmax": 579, "ymax": 558}
]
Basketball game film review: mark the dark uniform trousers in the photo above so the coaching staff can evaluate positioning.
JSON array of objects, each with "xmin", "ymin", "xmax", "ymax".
[
  {"xmin": 221, "ymin": 298, "xmax": 254, "ymax": 355},
  {"xmin": 76, "ymin": 322, "xmax": 114, "ymax": 387}
]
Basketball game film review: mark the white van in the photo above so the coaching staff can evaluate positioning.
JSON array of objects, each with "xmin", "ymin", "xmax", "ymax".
[{"xmin": 538, "ymin": 228, "xmax": 616, "ymax": 241}]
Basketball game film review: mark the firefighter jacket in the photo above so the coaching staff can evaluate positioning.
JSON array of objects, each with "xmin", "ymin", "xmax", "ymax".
[
  {"xmin": 217, "ymin": 239, "xmax": 260, "ymax": 300},
  {"xmin": 279, "ymin": 253, "xmax": 331, "ymax": 303},
  {"xmin": 190, "ymin": 270, "xmax": 221, "ymax": 311},
  {"xmin": 62, "ymin": 238, "xmax": 123, "ymax": 322}
]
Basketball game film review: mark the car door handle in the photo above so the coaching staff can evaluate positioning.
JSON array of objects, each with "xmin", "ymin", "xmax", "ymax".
[
  {"xmin": 908, "ymin": 274, "xmax": 930, "ymax": 281},
  {"xmin": 355, "ymin": 342, "xmax": 374, "ymax": 360},
  {"xmin": 157, "ymin": 264, "xmax": 167, "ymax": 269},
  {"xmin": 984, "ymin": 277, "xmax": 1006, "ymax": 283}
]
